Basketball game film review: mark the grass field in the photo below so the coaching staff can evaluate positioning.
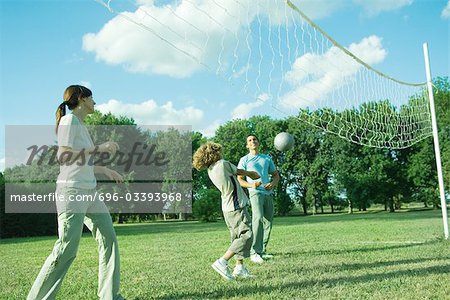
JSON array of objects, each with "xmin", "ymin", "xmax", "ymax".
[{"xmin": 1, "ymin": 209, "xmax": 449, "ymax": 299}]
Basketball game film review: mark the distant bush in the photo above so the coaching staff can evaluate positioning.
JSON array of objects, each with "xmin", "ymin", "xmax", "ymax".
[
  {"xmin": 0, "ymin": 213, "xmax": 57, "ymax": 238},
  {"xmin": 274, "ymin": 190, "xmax": 295, "ymax": 216},
  {"xmin": 193, "ymin": 189, "xmax": 222, "ymax": 222}
]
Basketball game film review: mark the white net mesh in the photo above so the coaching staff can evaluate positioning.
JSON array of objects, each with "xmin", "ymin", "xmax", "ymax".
[{"xmin": 93, "ymin": 0, "xmax": 432, "ymax": 148}]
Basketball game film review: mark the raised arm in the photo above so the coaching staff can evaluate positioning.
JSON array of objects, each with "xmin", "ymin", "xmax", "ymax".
[
  {"xmin": 237, "ymin": 170, "xmax": 261, "ymax": 188},
  {"xmin": 263, "ymin": 170, "xmax": 280, "ymax": 191}
]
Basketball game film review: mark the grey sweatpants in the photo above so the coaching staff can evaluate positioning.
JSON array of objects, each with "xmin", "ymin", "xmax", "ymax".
[
  {"xmin": 249, "ymin": 192, "xmax": 274, "ymax": 255},
  {"xmin": 27, "ymin": 187, "xmax": 124, "ymax": 300}
]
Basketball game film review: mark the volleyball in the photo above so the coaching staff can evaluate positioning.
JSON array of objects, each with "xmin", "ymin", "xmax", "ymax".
[{"xmin": 274, "ymin": 132, "xmax": 294, "ymax": 151}]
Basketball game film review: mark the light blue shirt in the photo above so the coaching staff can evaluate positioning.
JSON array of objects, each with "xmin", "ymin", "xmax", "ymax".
[{"xmin": 238, "ymin": 153, "xmax": 276, "ymax": 195}]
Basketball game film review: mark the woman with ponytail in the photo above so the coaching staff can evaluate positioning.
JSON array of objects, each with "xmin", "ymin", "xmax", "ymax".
[{"xmin": 28, "ymin": 85, "xmax": 126, "ymax": 300}]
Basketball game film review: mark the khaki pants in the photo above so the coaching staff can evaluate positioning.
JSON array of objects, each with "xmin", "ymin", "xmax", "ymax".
[
  {"xmin": 223, "ymin": 207, "xmax": 253, "ymax": 260},
  {"xmin": 27, "ymin": 187, "xmax": 123, "ymax": 300},
  {"xmin": 249, "ymin": 192, "xmax": 274, "ymax": 255}
]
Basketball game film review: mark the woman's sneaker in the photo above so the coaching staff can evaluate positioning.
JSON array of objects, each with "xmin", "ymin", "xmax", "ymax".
[
  {"xmin": 232, "ymin": 265, "xmax": 254, "ymax": 278},
  {"xmin": 211, "ymin": 259, "xmax": 234, "ymax": 280},
  {"xmin": 250, "ymin": 253, "xmax": 264, "ymax": 264}
]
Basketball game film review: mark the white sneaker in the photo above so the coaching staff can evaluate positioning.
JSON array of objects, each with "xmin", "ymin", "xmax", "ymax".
[
  {"xmin": 250, "ymin": 253, "xmax": 264, "ymax": 264},
  {"xmin": 233, "ymin": 265, "xmax": 255, "ymax": 278},
  {"xmin": 262, "ymin": 253, "xmax": 274, "ymax": 259},
  {"xmin": 211, "ymin": 259, "xmax": 234, "ymax": 280}
]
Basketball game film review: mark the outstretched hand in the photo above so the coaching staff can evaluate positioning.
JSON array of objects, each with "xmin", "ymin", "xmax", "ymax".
[
  {"xmin": 247, "ymin": 171, "xmax": 260, "ymax": 180},
  {"xmin": 264, "ymin": 182, "xmax": 275, "ymax": 191},
  {"xmin": 103, "ymin": 167, "xmax": 123, "ymax": 184},
  {"xmin": 253, "ymin": 181, "xmax": 262, "ymax": 188},
  {"xmin": 98, "ymin": 142, "xmax": 120, "ymax": 156}
]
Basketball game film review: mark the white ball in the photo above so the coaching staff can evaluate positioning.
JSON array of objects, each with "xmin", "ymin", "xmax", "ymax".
[{"xmin": 274, "ymin": 132, "xmax": 294, "ymax": 151}]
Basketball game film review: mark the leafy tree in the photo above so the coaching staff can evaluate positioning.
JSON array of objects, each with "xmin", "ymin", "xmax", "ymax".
[
  {"xmin": 191, "ymin": 132, "xmax": 215, "ymax": 216},
  {"xmin": 408, "ymin": 139, "xmax": 439, "ymax": 207},
  {"xmin": 433, "ymin": 77, "xmax": 450, "ymax": 193},
  {"xmin": 156, "ymin": 127, "xmax": 193, "ymax": 219},
  {"xmin": 192, "ymin": 188, "xmax": 221, "ymax": 222},
  {"xmin": 407, "ymin": 77, "xmax": 449, "ymax": 208},
  {"xmin": 214, "ymin": 119, "xmax": 251, "ymax": 164},
  {"xmin": 214, "ymin": 116, "xmax": 296, "ymax": 216}
]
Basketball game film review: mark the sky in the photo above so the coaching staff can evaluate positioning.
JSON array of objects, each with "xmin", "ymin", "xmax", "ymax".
[{"xmin": 0, "ymin": 0, "xmax": 449, "ymax": 171}]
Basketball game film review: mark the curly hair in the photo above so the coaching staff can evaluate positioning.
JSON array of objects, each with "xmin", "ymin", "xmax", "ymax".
[{"xmin": 192, "ymin": 142, "xmax": 223, "ymax": 171}]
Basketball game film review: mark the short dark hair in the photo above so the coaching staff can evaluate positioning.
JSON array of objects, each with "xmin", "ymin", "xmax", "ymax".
[{"xmin": 246, "ymin": 134, "xmax": 259, "ymax": 141}]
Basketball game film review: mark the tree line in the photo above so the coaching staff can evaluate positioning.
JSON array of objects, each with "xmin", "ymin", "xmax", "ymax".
[
  {"xmin": 1, "ymin": 77, "xmax": 448, "ymax": 237},
  {"xmin": 199, "ymin": 77, "xmax": 449, "ymax": 217}
]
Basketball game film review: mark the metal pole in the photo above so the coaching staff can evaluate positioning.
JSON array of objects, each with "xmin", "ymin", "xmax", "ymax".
[{"xmin": 423, "ymin": 42, "xmax": 448, "ymax": 239}]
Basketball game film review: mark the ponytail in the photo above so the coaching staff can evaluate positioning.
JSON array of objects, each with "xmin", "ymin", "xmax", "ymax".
[
  {"xmin": 55, "ymin": 102, "xmax": 67, "ymax": 134},
  {"xmin": 55, "ymin": 85, "xmax": 93, "ymax": 134}
]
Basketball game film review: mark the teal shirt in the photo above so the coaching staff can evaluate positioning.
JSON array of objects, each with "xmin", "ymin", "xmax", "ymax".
[{"xmin": 238, "ymin": 153, "xmax": 276, "ymax": 195}]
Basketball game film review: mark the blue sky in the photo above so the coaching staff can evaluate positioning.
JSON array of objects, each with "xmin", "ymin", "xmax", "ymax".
[{"xmin": 1, "ymin": 0, "xmax": 449, "ymax": 171}]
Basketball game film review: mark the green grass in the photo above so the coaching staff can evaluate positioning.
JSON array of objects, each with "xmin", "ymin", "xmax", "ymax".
[{"xmin": 1, "ymin": 209, "xmax": 449, "ymax": 299}]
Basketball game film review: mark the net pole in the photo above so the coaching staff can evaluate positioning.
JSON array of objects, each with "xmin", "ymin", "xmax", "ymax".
[{"xmin": 423, "ymin": 42, "xmax": 448, "ymax": 239}]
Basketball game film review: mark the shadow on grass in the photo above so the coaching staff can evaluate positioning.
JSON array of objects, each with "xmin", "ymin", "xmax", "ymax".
[
  {"xmin": 332, "ymin": 256, "xmax": 450, "ymax": 271},
  {"xmin": 143, "ymin": 264, "xmax": 450, "ymax": 300},
  {"xmin": 285, "ymin": 255, "xmax": 450, "ymax": 273},
  {"xmin": 279, "ymin": 239, "xmax": 441, "ymax": 257},
  {"xmin": 276, "ymin": 209, "xmax": 442, "ymax": 226}
]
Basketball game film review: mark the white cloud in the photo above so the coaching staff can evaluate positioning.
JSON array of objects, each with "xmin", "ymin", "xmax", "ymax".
[
  {"xmin": 84, "ymin": 0, "xmax": 246, "ymax": 77},
  {"xmin": 83, "ymin": 0, "xmax": 324, "ymax": 78},
  {"xmin": 231, "ymin": 94, "xmax": 268, "ymax": 119},
  {"xmin": 353, "ymin": 0, "xmax": 413, "ymax": 16},
  {"xmin": 442, "ymin": 1, "xmax": 450, "ymax": 19},
  {"xmin": 280, "ymin": 35, "xmax": 387, "ymax": 110},
  {"xmin": 348, "ymin": 35, "xmax": 387, "ymax": 63},
  {"xmin": 83, "ymin": 0, "xmax": 415, "ymax": 80},
  {"xmin": 0, "ymin": 157, "xmax": 4, "ymax": 172},
  {"xmin": 96, "ymin": 99, "xmax": 204, "ymax": 125},
  {"xmin": 200, "ymin": 119, "xmax": 222, "ymax": 137}
]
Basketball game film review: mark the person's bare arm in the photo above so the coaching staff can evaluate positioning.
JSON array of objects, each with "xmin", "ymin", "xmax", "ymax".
[
  {"xmin": 237, "ymin": 171, "xmax": 261, "ymax": 188},
  {"xmin": 94, "ymin": 166, "xmax": 123, "ymax": 184},
  {"xmin": 236, "ymin": 169, "xmax": 260, "ymax": 180},
  {"xmin": 263, "ymin": 171, "xmax": 280, "ymax": 191},
  {"xmin": 57, "ymin": 142, "xmax": 119, "ymax": 164}
]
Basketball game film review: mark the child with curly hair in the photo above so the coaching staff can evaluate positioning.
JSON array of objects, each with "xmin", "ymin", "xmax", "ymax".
[{"xmin": 193, "ymin": 142, "xmax": 261, "ymax": 280}]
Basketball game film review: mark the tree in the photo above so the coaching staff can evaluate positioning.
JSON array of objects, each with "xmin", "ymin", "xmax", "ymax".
[
  {"xmin": 407, "ymin": 77, "xmax": 449, "ymax": 209},
  {"xmin": 192, "ymin": 188, "xmax": 221, "ymax": 222},
  {"xmin": 191, "ymin": 132, "xmax": 215, "ymax": 217},
  {"xmin": 408, "ymin": 139, "xmax": 439, "ymax": 208},
  {"xmin": 215, "ymin": 116, "xmax": 296, "ymax": 216}
]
